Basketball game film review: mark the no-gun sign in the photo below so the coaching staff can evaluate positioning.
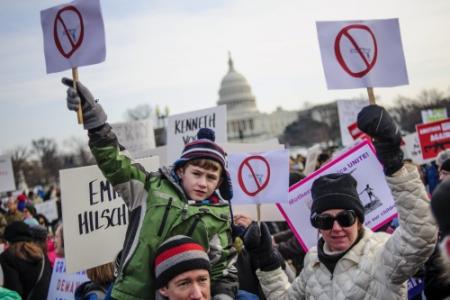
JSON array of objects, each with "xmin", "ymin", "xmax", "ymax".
[
  {"xmin": 40, "ymin": 0, "xmax": 106, "ymax": 73},
  {"xmin": 229, "ymin": 149, "xmax": 289, "ymax": 204},
  {"xmin": 316, "ymin": 18, "xmax": 408, "ymax": 89}
]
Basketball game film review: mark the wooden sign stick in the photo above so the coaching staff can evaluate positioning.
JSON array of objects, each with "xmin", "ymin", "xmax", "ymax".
[
  {"xmin": 72, "ymin": 67, "xmax": 83, "ymax": 124},
  {"xmin": 367, "ymin": 87, "xmax": 376, "ymax": 105}
]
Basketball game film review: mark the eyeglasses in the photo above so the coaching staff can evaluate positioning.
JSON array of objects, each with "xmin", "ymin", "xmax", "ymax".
[{"xmin": 311, "ymin": 210, "xmax": 357, "ymax": 230}]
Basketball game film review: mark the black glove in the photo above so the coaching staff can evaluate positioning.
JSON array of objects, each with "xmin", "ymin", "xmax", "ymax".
[
  {"xmin": 243, "ymin": 222, "xmax": 280, "ymax": 271},
  {"xmin": 357, "ymin": 105, "xmax": 404, "ymax": 176},
  {"xmin": 62, "ymin": 78, "xmax": 107, "ymax": 130}
]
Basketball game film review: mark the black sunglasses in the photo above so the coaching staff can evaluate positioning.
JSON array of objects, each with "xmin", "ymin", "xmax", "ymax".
[{"xmin": 311, "ymin": 210, "xmax": 357, "ymax": 230}]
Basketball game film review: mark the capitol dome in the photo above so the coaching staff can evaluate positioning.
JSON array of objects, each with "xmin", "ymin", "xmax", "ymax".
[{"xmin": 217, "ymin": 54, "xmax": 258, "ymax": 113}]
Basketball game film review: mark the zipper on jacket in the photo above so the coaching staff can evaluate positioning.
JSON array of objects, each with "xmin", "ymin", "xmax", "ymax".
[{"xmin": 158, "ymin": 197, "xmax": 173, "ymax": 236}]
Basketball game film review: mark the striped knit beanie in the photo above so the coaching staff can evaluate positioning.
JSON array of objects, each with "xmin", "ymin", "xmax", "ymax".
[
  {"xmin": 154, "ymin": 235, "xmax": 210, "ymax": 288},
  {"xmin": 173, "ymin": 128, "xmax": 233, "ymax": 200}
]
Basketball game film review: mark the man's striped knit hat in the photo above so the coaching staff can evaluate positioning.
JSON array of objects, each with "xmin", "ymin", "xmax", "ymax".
[
  {"xmin": 173, "ymin": 128, "xmax": 233, "ymax": 200},
  {"xmin": 154, "ymin": 235, "xmax": 210, "ymax": 288}
]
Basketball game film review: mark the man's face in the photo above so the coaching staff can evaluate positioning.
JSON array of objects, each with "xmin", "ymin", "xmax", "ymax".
[
  {"xmin": 177, "ymin": 165, "xmax": 222, "ymax": 201},
  {"xmin": 7, "ymin": 200, "xmax": 16, "ymax": 213},
  {"xmin": 439, "ymin": 168, "xmax": 450, "ymax": 181},
  {"xmin": 159, "ymin": 269, "xmax": 211, "ymax": 300}
]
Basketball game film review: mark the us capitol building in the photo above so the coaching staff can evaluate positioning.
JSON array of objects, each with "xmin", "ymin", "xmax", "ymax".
[{"xmin": 217, "ymin": 55, "xmax": 298, "ymax": 143}]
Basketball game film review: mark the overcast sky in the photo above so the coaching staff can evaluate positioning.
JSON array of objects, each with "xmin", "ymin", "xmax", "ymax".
[{"xmin": 1, "ymin": 0, "xmax": 449, "ymax": 153}]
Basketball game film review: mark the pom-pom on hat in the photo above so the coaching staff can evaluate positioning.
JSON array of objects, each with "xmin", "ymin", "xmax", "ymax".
[
  {"xmin": 173, "ymin": 128, "xmax": 233, "ymax": 200},
  {"xmin": 310, "ymin": 173, "xmax": 365, "ymax": 224},
  {"xmin": 154, "ymin": 235, "xmax": 210, "ymax": 289}
]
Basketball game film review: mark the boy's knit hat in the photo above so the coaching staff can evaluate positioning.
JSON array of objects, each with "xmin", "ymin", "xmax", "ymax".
[
  {"xmin": 173, "ymin": 128, "xmax": 233, "ymax": 200},
  {"xmin": 154, "ymin": 235, "xmax": 210, "ymax": 288}
]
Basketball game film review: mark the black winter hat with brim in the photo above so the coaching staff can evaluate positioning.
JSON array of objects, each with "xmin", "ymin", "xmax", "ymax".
[
  {"xmin": 310, "ymin": 173, "xmax": 365, "ymax": 223},
  {"xmin": 4, "ymin": 221, "xmax": 34, "ymax": 243},
  {"xmin": 431, "ymin": 179, "xmax": 450, "ymax": 235}
]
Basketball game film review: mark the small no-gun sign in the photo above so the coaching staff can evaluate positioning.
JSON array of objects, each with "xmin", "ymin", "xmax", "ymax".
[
  {"xmin": 316, "ymin": 18, "xmax": 408, "ymax": 89},
  {"xmin": 41, "ymin": 0, "xmax": 106, "ymax": 74},
  {"xmin": 229, "ymin": 149, "xmax": 289, "ymax": 204}
]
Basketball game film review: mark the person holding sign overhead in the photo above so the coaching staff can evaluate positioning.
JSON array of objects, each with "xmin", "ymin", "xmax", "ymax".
[
  {"xmin": 62, "ymin": 78, "xmax": 238, "ymax": 300},
  {"xmin": 242, "ymin": 105, "xmax": 437, "ymax": 299}
]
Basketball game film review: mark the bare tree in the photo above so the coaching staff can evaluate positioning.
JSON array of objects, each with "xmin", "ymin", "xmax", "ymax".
[
  {"xmin": 9, "ymin": 146, "xmax": 30, "ymax": 188},
  {"xmin": 32, "ymin": 138, "xmax": 62, "ymax": 183},
  {"xmin": 125, "ymin": 104, "xmax": 153, "ymax": 121}
]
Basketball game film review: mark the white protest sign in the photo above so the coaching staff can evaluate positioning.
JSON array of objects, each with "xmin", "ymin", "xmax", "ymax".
[
  {"xmin": 421, "ymin": 108, "xmax": 448, "ymax": 124},
  {"xmin": 35, "ymin": 200, "xmax": 59, "ymax": 223},
  {"xmin": 60, "ymin": 156, "xmax": 159, "ymax": 273},
  {"xmin": 47, "ymin": 257, "xmax": 89, "ymax": 300},
  {"xmin": 402, "ymin": 132, "xmax": 433, "ymax": 165},
  {"xmin": 316, "ymin": 18, "xmax": 408, "ymax": 89},
  {"xmin": 229, "ymin": 150, "xmax": 289, "ymax": 204},
  {"xmin": 41, "ymin": 0, "xmax": 106, "ymax": 73},
  {"xmin": 167, "ymin": 106, "xmax": 227, "ymax": 165},
  {"xmin": 303, "ymin": 144, "xmax": 322, "ymax": 176},
  {"xmin": 111, "ymin": 119, "xmax": 155, "ymax": 158},
  {"xmin": 337, "ymin": 99, "xmax": 369, "ymax": 146},
  {"xmin": 0, "ymin": 155, "xmax": 15, "ymax": 193},
  {"xmin": 134, "ymin": 145, "xmax": 168, "ymax": 164},
  {"xmin": 278, "ymin": 140, "xmax": 396, "ymax": 251}
]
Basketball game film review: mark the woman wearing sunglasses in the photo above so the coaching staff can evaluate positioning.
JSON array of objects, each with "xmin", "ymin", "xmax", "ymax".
[{"xmin": 243, "ymin": 105, "xmax": 438, "ymax": 299}]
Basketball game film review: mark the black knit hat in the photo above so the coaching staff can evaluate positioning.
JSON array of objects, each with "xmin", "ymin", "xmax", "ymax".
[
  {"xmin": 154, "ymin": 235, "xmax": 210, "ymax": 288},
  {"xmin": 173, "ymin": 128, "xmax": 233, "ymax": 200},
  {"xmin": 431, "ymin": 179, "xmax": 450, "ymax": 235},
  {"xmin": 310, "ymin": 173, "xmax": 365, "ymax": 223},
  {"xmin": 440, "ymin": 159, "xmax": 450, "ymax": 173},
  {"xmin": 4, "ymin": 221, "xmax": 34, "ymax": 243}
]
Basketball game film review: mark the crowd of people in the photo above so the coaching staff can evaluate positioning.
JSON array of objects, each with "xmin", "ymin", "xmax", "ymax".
[{"xmin": 0, "ymin": 79, "xmax": 449, "ymax": 300}]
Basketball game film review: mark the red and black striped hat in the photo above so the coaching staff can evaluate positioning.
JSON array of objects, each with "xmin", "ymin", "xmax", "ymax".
[{"xmin": 154, "ymin": 235, "xmax": 210, "ymax": 288}]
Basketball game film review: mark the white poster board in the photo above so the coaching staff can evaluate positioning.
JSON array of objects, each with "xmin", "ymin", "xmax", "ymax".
[
  {"xmin": 40, "ymin": 0, "xmax": 106, "ymax": 73},
  {"xmin": 278, "ymin": 140, "xmax": 397, "ymax": 251},
  {"xmin": 167, "ymin": 106, "xmax": 227, "ymax": 164},
  {"xmin": 316, "ymin": 18, "xmax": 408, "ymax": 89},
  {"xmin": 60, "ymin": 157, "xmax": 159, "ymax": 273},
  {"xmin": 111, "ymin": 119, "xmax": 155, "ymax": 158},
  {"xmin": 402, "ymin": 132, "xmax": 434, "ymax": 165},
  {"xmin": 229, "ymin": 150, "xmax": 289, "ymax": 204},
  {"xmin": 337, "ymin": 99, "xmax": 369, "ymax": 146},
  {"xmin": 421, "ymin": 108, "xmax": 448, "ymax": 124},
  {"xmin": 47, "ymin": 257, "xmax": 89, "ymax": 300},
  {"xmin": 35, "ymin": 200, "xmax": 59, "ymax": 223},
  {"xmin": 0, "ymin": 155, "xmax": 15, "ymax": 193}
]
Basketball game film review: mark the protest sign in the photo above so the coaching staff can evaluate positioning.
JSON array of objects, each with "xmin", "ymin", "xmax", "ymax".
[
  {"xmin": 316, "ymin": 18, "xmax": 408, "ymax": 89},
  {"xmin": 303, "ymin": 144, "xmax": 322, "ymax": 176},
  {"xmin": 402, "ymin": 132, "xmax": 433, "ymax": 165},
  {"xmin": 417, "ymin": 118, "xmax": 450, "ymax": 160},
  {"xmin": 0, "ymin": 155, "xmax": 15, "ymax": 193},
  {"xmin": 167, "ymin": 106, "xmax": 227, "ymax": 164},
  {"xmin": 111, "ymin": 119, "xmax": 155, "ymax": 158},
  {"xmin": 421, "ymin": 108, "xmax": 447, "ymax": 124},
  {"xmin": 229, "ymin": 150, "xmax": 289, "ymax": 204},
  {"xmin": 336, "ymin": 99, "xmax": 369, "ymax": 146},
  {"xmin": 41, "ymin": 0, "xmax": 106, "ymax": 73},
  {"xmin": 277, "ymin": 140, "xmax": 396, "ymax": 251},
  {"xmin": 60, "ymin": 157, "xmax": 159, "ymax": 273},
  {"xmin": 35, "ymin": 199, "xmax": 59, "ymax": 223},
  {"xmin": 47, "ymin": 257, "xmax": 89, "ymax": 300}
]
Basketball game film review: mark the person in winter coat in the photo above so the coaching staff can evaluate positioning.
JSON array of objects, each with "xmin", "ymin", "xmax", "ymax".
[
  {"xmin": 63, "ymin": 78, "xmax": 238, "ymax": 300},
  {"xmin": 243, "ymin": 105, "xmax": 437, "ymax": 299},
  {"xmin": 75, "ymin": 262, "xmax": 115, "ymax": 300},
  {"xmin": 0, "ymin": 221, "xmax": 52, "ymax": 300}
]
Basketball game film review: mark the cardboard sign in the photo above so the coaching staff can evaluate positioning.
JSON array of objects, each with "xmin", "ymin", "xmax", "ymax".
[
  {"xmin": 316, "ymin": 18, "xmax": 408, "ymax": 89},
  {"xmin": 0, "ymin": 155, "xmax": 15, "ymax": 193},
  {"xmin": 166, "ymin": 106, "xmax": 227, "ymax": 165},
  {"xmin": 41, "ymin": 0, "xmax": 106, "ymax": 73},
  {"xmin": 277, "ymin": 140, "xmax": 396, "ymax": 251},
  {"xmin": 402, "ymin": 132, "xmax": 433, "ymax": 165},
  {"xmin": 417, "ymin": 118, "xmax": 450, "ymax": 160},
  {"xmin": 229, "ymin": 150, "xmax": 289, "ymax": 204},
  {"xmin": 35, "ymin": 200, "xmax": 59, "ymax": 223},
  {"xmin": 111, "ymin": 120, "xmax": 155, "ymax": 158},
  {"xmin": 421, "ymin": 108, "xmax": 448, "ymax": 124},
  {"xmin": 47, "ymin": 257, "xmax": 89, "ymax": 300},
  {"xmin": 59, "ymin": 157, "xmax": 159, "ymax": 273},
  {"xmin": 336, "ymin": 99, "xmax": 369, "ymax": 146}
]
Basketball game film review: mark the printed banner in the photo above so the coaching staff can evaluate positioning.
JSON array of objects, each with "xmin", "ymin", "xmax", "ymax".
[
  {"xmin": 166, "ymin": 105, "xmax": 227, "ymax": 164},
  {"xmin": 417, "ymin": 118, "xmax": 450, "ymax": 160},
  {"xmin": 35, "ymin": 200, "xmax": 59, "ymax": 223},
  {"xmin": 229, "ymin": 150, "xmax": 289, "ymax": 204},
  {"xmin": 277, "ymin": 140, "xmax": 397, "ymax": 251},
  {"xmin": 336, "ymin": 99, "xmax": 369, "ymax": 146},
  {"xmin": 316, "ymin": 18, "xmax": 408, "ymax": 89},
  {"xmin": 41, "ymin": 0, "xmax": 106, "ymax": 73},
  {"xmin": 0, "ymin": 155, "xmax": 15, "ymax": 193},
  {"xmin": 47, "ymin": 257, "xmax": 89, "ymax": 300},
  {"xmin": 59, "ymin": 157, "xmax": 159, "ymax": 273},
  {"xmin": 111, "ymin": 119, "xmax": 155, "ymax": 158},
  {"xmin": 421, "ymin": 108, "xmax": 448, "ymax": 124}
]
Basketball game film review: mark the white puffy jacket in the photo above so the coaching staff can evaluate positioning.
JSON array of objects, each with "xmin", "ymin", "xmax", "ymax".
[{"xmin": 256, "ymin": 164, "xmax": 437, "ymax": 299}]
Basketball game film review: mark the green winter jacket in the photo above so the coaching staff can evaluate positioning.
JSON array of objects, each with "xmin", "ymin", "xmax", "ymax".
[{"xmin": 88, "ymin": 124, "xmax": 238, "ymax": 300}]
